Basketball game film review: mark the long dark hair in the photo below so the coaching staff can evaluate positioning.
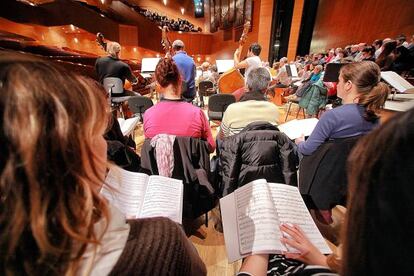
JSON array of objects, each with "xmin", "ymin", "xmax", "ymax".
[{"xmin": 342, "ymin": 108, "xmax": 414, "ymax": 275}]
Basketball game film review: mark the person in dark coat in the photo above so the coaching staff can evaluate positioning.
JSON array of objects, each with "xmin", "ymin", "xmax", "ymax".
[{"xmin": 219, "ymin": 121, "xmax": 299, "ymax": 197}]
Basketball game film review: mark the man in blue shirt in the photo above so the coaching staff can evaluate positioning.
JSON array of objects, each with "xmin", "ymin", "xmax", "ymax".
[{"xmin": 172, "ymin": 40, "xmax": 196, "ymax": 102}]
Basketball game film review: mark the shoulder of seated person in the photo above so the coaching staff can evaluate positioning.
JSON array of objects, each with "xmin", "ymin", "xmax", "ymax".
[{"xmin": 127, "ymin": 217, "xmax": 182, "ymax": 234}]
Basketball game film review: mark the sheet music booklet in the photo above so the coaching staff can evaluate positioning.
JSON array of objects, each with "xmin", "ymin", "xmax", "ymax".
[
  {"xmin": 220, "ymin": 179, "xmax": 331, "ymax": 263},
  {"xmin": 101, "ymin": 167, "xmax": 183, "ymax": 224},
  {"xmin": 277, "ymin": 118, "xmax": 319, "ymax": 140}
]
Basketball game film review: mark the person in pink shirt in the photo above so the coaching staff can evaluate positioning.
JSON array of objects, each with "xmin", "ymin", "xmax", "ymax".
[{"xmin": 144, "ymin": 58, "xmax": 215, "ymax": 152}]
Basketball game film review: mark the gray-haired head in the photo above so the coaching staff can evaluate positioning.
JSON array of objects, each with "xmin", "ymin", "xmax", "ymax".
[
  {"xmin": 246, "ymin": 67, "xmax": 271, "ymax": 92},
  {"xmin": 172, "ymin": 40, "xmax": 185, "ymax": 51},
  {"xmin": 279, "ymin": 57, "xmax": 288, "ymax": 64},
  {"xmin": 107, "ymin": 42, "xmax": 121, "ymax": 58}
]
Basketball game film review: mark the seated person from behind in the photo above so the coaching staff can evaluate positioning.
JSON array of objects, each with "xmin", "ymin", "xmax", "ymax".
[
  {"xmin": 95, "ymin": 41, "xmax": 139, "ymax": 97},
  {"xmin": 238, "ymin": 107, "xmax": 414, "ymax": 276},
  {"xmin": 197, "ymin": 61, "xmax": 215, "ymax": 84},
  {"xmin": 273, "ymin": 57, "xmax": 291, "ymax": 87},
  {"xmin": 219, "ymin": 67, "xmax": 279, "ymax": 138},
  {"xmin": 296, "ymin": 61, "xmax": 389, "ymax": 156},
  {"xmin": 144, "ymin": 58, "xmax": 215, "ymax": 153},
  {"xmin": 0, "ymin": 55, "xmax": 206, "ymax": 275}
]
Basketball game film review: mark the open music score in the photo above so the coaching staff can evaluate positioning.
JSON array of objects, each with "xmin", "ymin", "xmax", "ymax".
[
  {"xmin": 277, "ymin": 118, "xmax": 319, "ymax": 140},
  {"xmin": 101, "ymin": 167, "xmax": 183, "ymax": 224},
  {"xmin": 220, "ymin": 179, "xmax": 331, "ymax": 262}
]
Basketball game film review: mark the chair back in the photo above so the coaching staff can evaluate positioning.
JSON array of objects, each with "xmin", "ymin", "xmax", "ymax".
[
  {"xmin": 299, "ymin": 136, "xmax": 361, "ymax": 211},
  {"xmin": 207, "ymin": 94, "xmax": 236, "ymax": 121},
  {"xmin": 128, "ymin": 96, "xmax": 154, "ymax": 122},
  {"xmin": 198, "ymin": 80, "xmax": 214, "ymax": 97},
  {"xmin": 140, "ymin": 137, "xmax": 216, "ymax": 219},
  {"xmin": 103, "ymin": 77, "xmax": 123, "ymax": 96}
]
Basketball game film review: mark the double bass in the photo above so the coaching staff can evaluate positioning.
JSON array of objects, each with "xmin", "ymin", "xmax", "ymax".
[
  {"xmin": 160, "ymin": 26, "xmax": 173, "ymax": 57},
  {"xmin": 217, "ymin": 21, "xmax": 251, "ymax": 94}
]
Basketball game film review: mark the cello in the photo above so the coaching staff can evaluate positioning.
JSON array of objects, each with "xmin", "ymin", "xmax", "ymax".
[{"xmin": 217, "ymin": 21, "xmax": 251, "ymax": 94}]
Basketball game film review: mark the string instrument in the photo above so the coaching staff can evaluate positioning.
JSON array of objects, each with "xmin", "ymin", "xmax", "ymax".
[
  {"xmin": 95, "ymin": 33, "xmax": 149, "ymax": 95},
  {"xmin": 160, "ymin": 26, "xmax": 173, "ymax": 57},
  {"xmin": 218, "ymin": 21, "xmax": 251, "ymax": 94}
]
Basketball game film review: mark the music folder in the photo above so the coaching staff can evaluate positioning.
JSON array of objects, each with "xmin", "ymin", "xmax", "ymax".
[
  {"xmin": 323, "ymin": 63, "xmax": 347, "ymax": 82},
  {"xmin": 381, "ymin": 71, "xmax": 414, "ymax": 94}
]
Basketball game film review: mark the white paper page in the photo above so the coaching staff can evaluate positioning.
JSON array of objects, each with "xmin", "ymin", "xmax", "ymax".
[
  {"xmin": 139, "ymin": 175, "xmax": 183, "ymax": 224},
  {"xmin": 268, "ymin": 183, "xmax": 332, "ymax": 254},
  {"xmin": 220, "ymin": 193, "xmax": 246, "ymax": 263},
  {"xmin": 101, "ymin": 168, "xmax": 148, "ymax": 219},
  {"xmin": 381, "ymin": 71, "xmax": 414, "ymax": 93},
  {"xmin": 117, "ymin": 117, "xmax": 140, "ymax": 136},
  {"xmin": 235, "ymin": 179, "xmax": 282, "ymax": 255},
  {"xmin": 278, "ymin": 118, "xmax": 319, "ymax": 140}
]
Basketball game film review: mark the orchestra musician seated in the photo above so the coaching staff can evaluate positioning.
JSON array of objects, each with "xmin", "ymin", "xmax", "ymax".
[
  {"xmin": 95, "ymin": 41, "xmax": 139, "ymax": 97},
  {"xmin": 197, "ymin": 62, "xmax": 216, "ymax": 84}
]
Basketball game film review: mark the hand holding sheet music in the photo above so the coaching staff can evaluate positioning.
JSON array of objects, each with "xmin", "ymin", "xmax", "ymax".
[
  {"xmin": 220, "ymin": 179, "xmax": 331, "ymax": 263},
  {"xmin": 277, "ymin": 118, "xmax": 319, "ymax": 140}
]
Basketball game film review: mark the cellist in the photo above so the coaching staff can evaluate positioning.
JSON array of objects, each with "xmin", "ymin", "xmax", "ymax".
[{"xmin": 95, "ymin": 41, "xmax": 140, "ymax": 97}]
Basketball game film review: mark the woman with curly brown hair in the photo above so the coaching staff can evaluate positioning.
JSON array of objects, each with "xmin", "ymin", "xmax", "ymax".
[
  {"xmin": 144, "ymin": 57, "xmax": 215, "ymax": 152},
  {"xmin": 0, "ymin": 54, "xmax": 206, "ymax": 275}
]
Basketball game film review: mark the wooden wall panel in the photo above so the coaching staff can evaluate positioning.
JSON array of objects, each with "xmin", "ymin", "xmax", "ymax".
[
  {"xmin": 287, "ymin": 0, "xmax": 304, "ymax": 61},
  {"xmin": 119, "ymin": 24, "xmax": 138, "ymax": 46},
  {"xmin": 0, "ymin": 18, "xmax": 158, "ymax": 61},
  {"xmin": 257, "ymin": 0, "xmax": 273, "ymax": 61},
  {"xmin": 311, "ymin": 0, "xmax": 414, "ymax": 53},
  {"xmin": 210, "ymin": 0, "xmax": 261, "ymax": 61},
  {"xmin": 168, "ymin": 32, "xmax": 213, "ymax": 55}
]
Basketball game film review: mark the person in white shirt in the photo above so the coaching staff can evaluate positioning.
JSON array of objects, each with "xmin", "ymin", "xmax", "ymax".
[
  {"xmin": 232, "ymin": 43, "xmax": 263, "ymax": 100},
  {"xmin": 233, "ymin": 43, "xmax": 263, "ymax": 81}
]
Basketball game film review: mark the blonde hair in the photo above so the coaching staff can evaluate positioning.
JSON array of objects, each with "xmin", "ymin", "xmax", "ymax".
[
  {"xmin": 340, "ymin": 61, "xmax": 390, "ymax": 122},
  {"xmin": 0, "ymin": 55, "xmax": 110, "ymax": 275},
  {"xmin": 107, "ymin": 41, "xmax": 121, "ymax": 58}
]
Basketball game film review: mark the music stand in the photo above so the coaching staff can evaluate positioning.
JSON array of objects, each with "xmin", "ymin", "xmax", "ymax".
[
  {"xmin": 285, "ymin": 64, "xmax": 299, "ymax": 78},
  {"xmin": 141, "ymin": 58, "xmax": 160, "ymax": 78},
  {"xmin": 216, "ymin": 60, "xmax": 235, "ymax": 73},
  {"xmin": 381, "ymin": 71, "xmax": 414, "ymax": 100}
]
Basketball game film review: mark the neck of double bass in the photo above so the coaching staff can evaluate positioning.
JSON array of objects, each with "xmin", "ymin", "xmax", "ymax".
[{"xmin": 237, "ymin": 44, "xmax": 244, "ymax": 60}]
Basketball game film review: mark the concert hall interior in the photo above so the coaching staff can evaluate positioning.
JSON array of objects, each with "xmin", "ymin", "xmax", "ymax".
[{"xmin": 1, "ymin": 0, "xmax": 414, "ymax": 275}]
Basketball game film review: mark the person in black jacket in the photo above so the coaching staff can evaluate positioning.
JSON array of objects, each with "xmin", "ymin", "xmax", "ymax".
[{"xmin": 219, "ymin": 121, "xmax": 299, "ymax": 197}]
